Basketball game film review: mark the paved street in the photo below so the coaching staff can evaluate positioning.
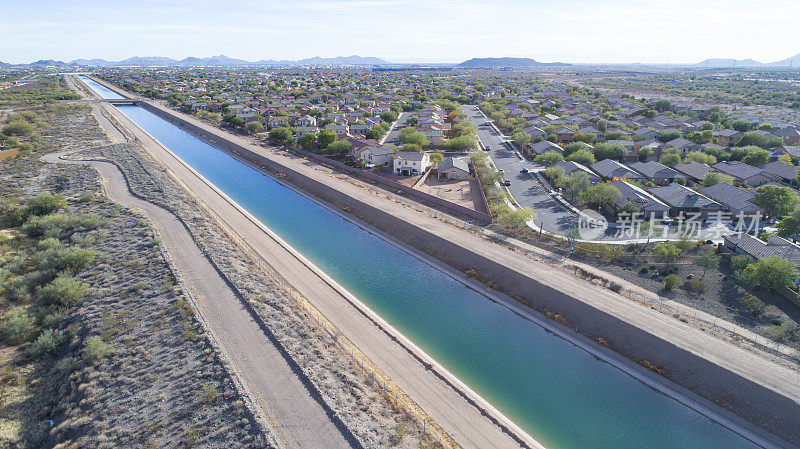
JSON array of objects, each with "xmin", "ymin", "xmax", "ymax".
[
  {"xmin": 463, "ymin": 105, "xmax": 581, "ymax": 234},
  {"xmin": 381, "ymin": 111, "xmax": 410, "ymax": 146}
]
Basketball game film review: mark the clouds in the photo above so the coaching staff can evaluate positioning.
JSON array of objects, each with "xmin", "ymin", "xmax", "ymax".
[{"xmin": 2, "ymin": 0, "xmax": 799, "ymax": 64}]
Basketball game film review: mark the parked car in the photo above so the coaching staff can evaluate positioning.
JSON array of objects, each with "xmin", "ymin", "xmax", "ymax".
[
  {"xmin": 484, "ymin": 145, "xmax": 491, "ymax": 151},
  {"xmin": 503, "ymin": 180, "xmax": 511, "ymax": 186},
  {"xmin": 520, "ymin": 168, "xmax": 529, "ymax": 174},
  {"xmin": 498, "ymin": 168, "xmax": 504, "ymax": 173}
]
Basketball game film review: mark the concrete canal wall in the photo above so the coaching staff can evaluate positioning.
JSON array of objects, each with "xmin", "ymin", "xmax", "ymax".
[{"xmin": 128, "ymin": 96, "xmax": 799, "ymax": 446}]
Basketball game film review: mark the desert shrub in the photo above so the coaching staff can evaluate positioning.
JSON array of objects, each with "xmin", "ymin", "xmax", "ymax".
[
  {"xmin": 0, "ymin": 307, "xmax": 36, "ymax": 345},
  {"xmin": 26, "ymin": 193, "xmax": 66, "ymax": 216},
  {"xmin": 199, "ymin": 384, "xmax": 219, "ymax": 404},
  {"xmin": 684, "ymin": 280, "xmax": 709, "ymax": 293},
  {"xmin": 83, "ymin": 336, "xmax": 113, "ymax": 363},
  {"xmin": 674, "ymin": 236, "xmax": 694, "ymax": 252},
  {"xmin": 35, "ymin": 246, "xmax": 97, "ymax": 275},
  {"xmin": 663, "ymin": 274, "xmax": 681, "ymax": 291},
  {"xmin": 766, "ymin": 322, "xmax": 795, "ymax": 341},
  {"xmin": 653, "ymin": 242, "xmax": 682, "ymax": 264},
  {"xmin": 38, "ymin": 276, "xmax": 88, "ymax": 307},
  {"xmin": 740, "ymin": 294, "xmax": 766, "ymax": 315},
  {"xmin": 23, "ymin": 213, "xmax": 102, "ymax": 238},
  {"xmin": 28, "ymin": 328, "xmax": 66, "ymax": 357},
  {"xmin": 56, "ymin": 356, "xmax": 78, "ymax": 375},
  {"xmin": 77, "ymin": 192, "xmax": 96, "ymax": 203},
  {"xmin": 575, "ymin": 242, "xmax": 624, "ymax": 262},
  {"xmin": 0, "ymin": 201, "xmax": 29, "ymax": 227}
]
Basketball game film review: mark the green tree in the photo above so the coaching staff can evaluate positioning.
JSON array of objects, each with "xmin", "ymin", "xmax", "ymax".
[
  {"xmin": 694, "ymin": 249, "xmax": 720, "ymax": 279},
  {"xmin": 743, "ymin": 256, "xmax": 798, "ymax": 290},
  {"xmin": 318, "ymin": 128, "xmax": 336, "ymax": 149},
  {"xmin": 683, "ymin": 151, "xmax": 716, "ymax": 165},
  {"xmin": 326, "ymin": 139, "xmax": 352, "ymax": 155},
  {"xmin": 557, "ymin": 171, "xmax": 590, "ymax": 200},
  {"xmin": 742, "ymin": 149, "xmax": 770, "ymax": 167},
  {"xmin": 445, "ymin": 135, "xmax": 477, "ymax": 151},
  {"xmin": 513, "ymin": 132, "xmax": 531, "ymax": 150},
  {"xmin": 593, "ymin": 143, "xmax": 626, "ymax": 161},
  {"xmin": 429, "ymin": 152, "xmax": 444, "ymax": 165},
  {"xmin": 580, "ymin": 183, "xmax": 620, "ymax": 207},
  {"xmin": 701, "ymin": 172, "xmax": 733, "ymax": 187},
  {"xmin": 399, "ymin": 128, "xmax": 429, "ymax": 147},
  {"xmin": 246, "ymin": 121, "xmax": 264, "ymax": 134},
  {"xmin": 268, "ymin": 127, "xmax": 292, "ymax": 143},
  {"xmin": 754, "ymin": 185, "xmax": 800, "ymax": 218},
  {"xmin": 544, "ymin": 166, "xmax": 565, "ymax": 184},
  {"xmin": 298, "ymin": 132, "xmax": 317, "ymax": 151},
  {"xmin": 566, "ymin": 149, "xmax": 596, "ymax": 165},
  {"xmin": 654, "ymin": 99, "xmax": 671, "ymax": 112},
  {"xmin": 659, "ymin": 153, "xmax": 682, "ymax": 166},
  {"xmin": 657, "ymin": 130, "xmax": 682, "ymax": 143},
  {"xmin": 776, "ymin": 205, "xmax": 800, "ymax": 238},
  {"xmin": 380, "ymin": 111, "xmax": 398, "ymax": 122},
  {"xmin": 533, "ymin": 150, "xmax": 564, "ymax": 166}
]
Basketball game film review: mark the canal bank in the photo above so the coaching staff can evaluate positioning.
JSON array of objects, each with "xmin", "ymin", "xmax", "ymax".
[{"xmin": 78, "ymin": 75, "xmax": 798, "ymax": 448}]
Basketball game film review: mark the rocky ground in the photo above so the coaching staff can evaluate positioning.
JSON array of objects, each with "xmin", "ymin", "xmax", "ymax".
[
  {"xmin": 1, "ymin": 103, "xmax": 268, "ymax": 448},
  {"xmin": 78, "ymin": 139, "xmax": 426, "ymax": 449}
]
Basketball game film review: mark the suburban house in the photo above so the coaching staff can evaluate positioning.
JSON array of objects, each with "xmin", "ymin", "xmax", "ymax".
[
  {"xmin": 758, "ymin": 161, "xmax": 798, "ymax": 185},
  {"xmin": 295, "ymin": 115, "xmax": 317, "ymax": 127},
  {"xmin": 773, "ymin": 128, "xmax": 800, "ymax": 146},
  {"xmin": 673, "ymin": 162, "xmax": 715, "ymax": 186},
  {"xmin": 628, "ymin": 161, "xmax": 685, "ymax": 186},
  {"xmin": 714, "ymin": 129, "xmax": 743, "ymax": 146},
  {"xmin": 712, "ymin": 161, "xmax": 774, "ymax": 187},
  {"xmin": 393, "ymin": 152, "xmax": 432, "ymax": 176},
  {"xmin": 295, "ymin": 124, "xmax": 318, "ymax": 135},
  {"xmin": 353, "ymin": 146, "xmax": 395, "ymax": 166},
  {"xmin": 325, "ymin": 123, "xmax": 349, "ymax": 137},
  {"xmin": 607, "ymin": 180, "xmax": 670, "ymax": 219},
  {"xmin": 551, "ymin": 160, "xmax": 601, "ymax": 184},
  {"xmin": 700, "ymin": 182, "xmax": 761, "ymax": 218},
  {"xmin": 590, "ymin": 159, "xmax": 646, "ymax": 182},
  {"xmin": 349, "ymin": 123, "xmax": 371, "ymax": 136},
  {"xmin": 648, "ymin": 184, "xmax": 725, "ymax": 219},
  {"xmin": 552, "ymin": 127, "xmax": 576, "ymax": 142},
  {"xmin": 268, "ymin": 116, "xmax": 290, "ymax": 128},
  {"xmin": 437, "ymin": 157, "xmax": 471, "ymax": 180},
  {"xmin": 530, "ymin": 140, "xmax": 563, "ymax": 155},
  {"xmin": 723, "ymin": 234, "xmax": 800, "ymax": 269},
  {"xmin": 521, "ymin": 125, "xmax": 547, "ymax": 142}
]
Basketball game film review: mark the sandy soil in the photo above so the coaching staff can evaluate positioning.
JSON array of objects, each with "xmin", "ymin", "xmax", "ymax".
[{"xmin": 417, "ymin": 177, "xmax": 478, "ymax": 210}]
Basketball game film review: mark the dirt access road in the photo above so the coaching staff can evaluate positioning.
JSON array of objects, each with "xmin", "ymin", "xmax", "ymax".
[
  {"xmin": 41, "ymin": 151, "xmax": 356, "ymax": 449},
  {"xmin": 77, "ymin": 80, "xmax": 539, "ymax": 448}
]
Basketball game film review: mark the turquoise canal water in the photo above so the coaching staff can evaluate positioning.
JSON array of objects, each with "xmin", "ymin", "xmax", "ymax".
[{"xmin": 81, "ymin": 76, "xmax": 762, "ymax": 449}]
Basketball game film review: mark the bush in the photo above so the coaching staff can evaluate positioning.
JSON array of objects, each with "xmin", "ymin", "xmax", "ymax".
[
  {"xmin": 38, "ymin": 276, "xmax": 88, "ymax": 307},
  {"xmin": 685, "ymin": 280, "xmax": 709, "ymax": 293},
  {"xmin": 35, "ymin": 246, "xmax": 97, "ymax": 275},
  {"xmin": 0, "ymin": 307, "xmax": 36, "ymax": 345},
  {"xmin": 26, "ymin": 193, "xmax": 67, "ymax": 216},
  {"xmin": 740, "ymin": 294, "xmax": 766, "ymax": 315},
  {"xmin": 1, "ymin": 121, "xmax": 34, "ymax": 137},
  {"xmin": 83, "ymin": 336, "xmax": 113, "ymax": 363},
  {"xmin": 653, "ymin": 242, "xmax": 682, "ymax": 264},
  {"xmin": 663, "ymin": 274, "xmax": 681, "ymax": 291},
  {"xmin": 28, "ymin": 328, "xmax": 66, "ymax": 357},
  {"xmin": 730, "ymin": 254, "xmax": 754, "ymax": 272}
]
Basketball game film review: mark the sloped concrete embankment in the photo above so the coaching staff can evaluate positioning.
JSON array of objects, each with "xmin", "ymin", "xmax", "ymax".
[{"xmin": 135, "ymin": 100, "xmax": 800, "ymax": 446}]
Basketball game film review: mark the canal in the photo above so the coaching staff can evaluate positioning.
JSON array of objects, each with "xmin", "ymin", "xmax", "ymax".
[{"xmin": 81, "ymin": 76, "xmax": 763, "ymax": 449}]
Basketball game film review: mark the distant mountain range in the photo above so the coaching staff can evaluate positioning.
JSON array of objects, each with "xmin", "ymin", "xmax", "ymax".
[
  {"xmin": 16, "ymin": 55, "xmax": 389, "ymax": 68},
  {"xmin": 457, "ymin": 57, "xmax": 569, "ymax": 69},
  {"xmin": 694, "ymin": 53, "xmax": 800, "ymax": 68}
]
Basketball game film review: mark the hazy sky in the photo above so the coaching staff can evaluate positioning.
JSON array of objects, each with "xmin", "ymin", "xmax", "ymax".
[{"xmin": 3, "ymin": 0, "xmax": 799, "ymax": 64}]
